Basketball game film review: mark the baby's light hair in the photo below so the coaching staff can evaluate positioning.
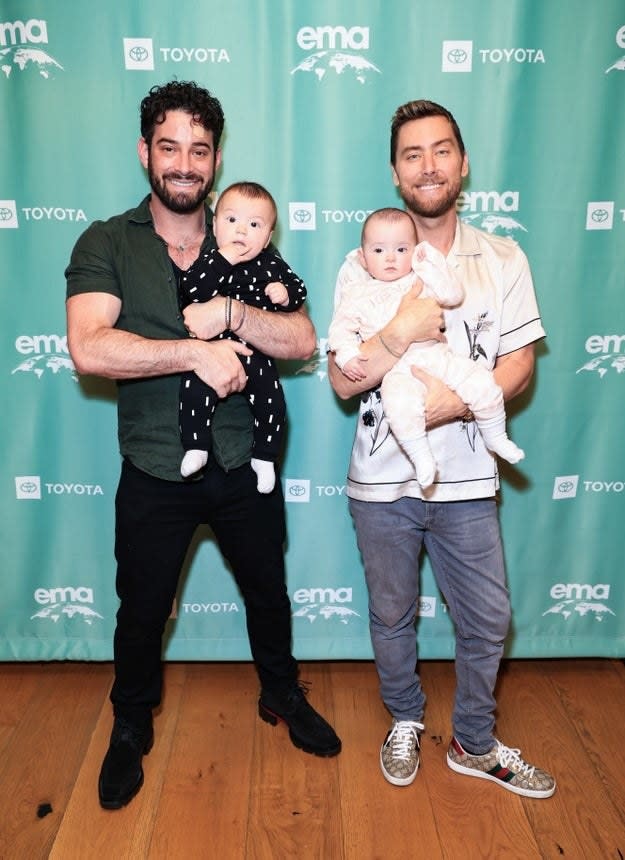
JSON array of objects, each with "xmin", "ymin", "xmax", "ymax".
[{"xmin": 361, "ymin": 207, "xmax": 417, "ymax": 246}]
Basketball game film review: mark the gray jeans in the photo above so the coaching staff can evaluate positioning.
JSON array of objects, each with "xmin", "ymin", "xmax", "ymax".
[{"xmin": 349, "ymin": 495, "xmax": 511, "ymax": 753}]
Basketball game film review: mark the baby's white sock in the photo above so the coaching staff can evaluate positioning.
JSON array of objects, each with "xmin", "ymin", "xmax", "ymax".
[
  {"xmin": 251, "ymin": 458, "xmax": 276, "ymax": 494},
  {"xmin": 181, "ymin": 449, "xmax": 208, "ymax": 477}
]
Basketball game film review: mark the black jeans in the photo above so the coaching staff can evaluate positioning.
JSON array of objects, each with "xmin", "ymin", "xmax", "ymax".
[{"xmin": 111, "ymin": 457, "xmax": 297, "ymax": 719}]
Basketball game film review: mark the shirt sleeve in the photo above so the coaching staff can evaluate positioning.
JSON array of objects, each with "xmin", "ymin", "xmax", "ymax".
[
  {"xmin": 498, "ymin": 241, "xmax": 546, "ymax": 356},
  {"xmin": 65, "ymin": 221, "xmax": 121, "ymax": 300}
]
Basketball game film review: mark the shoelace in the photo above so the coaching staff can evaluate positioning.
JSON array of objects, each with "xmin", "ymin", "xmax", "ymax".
[
  {"xmin": 388, "ymin": 721, "xmax": 424, "ymax": 760},
  {"xmin": 496, "ymin": 741, "xmax": 535, "ymax": 778}
]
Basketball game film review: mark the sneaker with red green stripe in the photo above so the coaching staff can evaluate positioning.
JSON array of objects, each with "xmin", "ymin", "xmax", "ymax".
[{"xmin": 446, "ymin": 736, "xmax": 556, "ymax": 798}]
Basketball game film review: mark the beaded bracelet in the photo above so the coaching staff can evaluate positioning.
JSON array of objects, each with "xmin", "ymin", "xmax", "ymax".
[{"xmin": 225, "ymin": 295, "xmax": 232, "ymax": 330}]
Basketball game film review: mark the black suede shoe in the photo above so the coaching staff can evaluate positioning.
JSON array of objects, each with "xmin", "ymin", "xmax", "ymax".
[
  {"xmin": 258, "ymin": 683, "xmax": 341, "ymax": 757},
  {"xmin": 98, "ymin": 717, "xmax": 154, "ymax": 810}
]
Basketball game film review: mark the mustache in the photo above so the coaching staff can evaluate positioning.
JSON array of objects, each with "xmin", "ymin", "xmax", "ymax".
[
  {"xmin": 415, "ymin": 173, "xmax": 446, "ymax": 184},
  {"xmin": 163, "ymin": 171, "xmax": 204, "ymax": 182}
]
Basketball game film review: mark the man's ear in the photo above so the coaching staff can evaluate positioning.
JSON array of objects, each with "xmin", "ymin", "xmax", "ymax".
[
  {"xmin": 461, "ymin": 153, "xmax": 469, "ymax": 179},
  {"xmin": 357, "ymin": 248, "xmax": 367, "ymax": 268},
  {"xmin": 264, "ymin": 230, "xmax": 274, "ymax": 249},
  {"xmin": 137, "ymin": 137, "xmax": 149, "ymax": 170}
]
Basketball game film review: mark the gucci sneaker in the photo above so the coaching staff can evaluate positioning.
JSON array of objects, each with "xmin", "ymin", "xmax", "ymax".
[
  {"xmin": 447, "ymin": 736, "xmax": 556, "ymax": 798},
  {"xmin": 380, "ymin": 719, "xmax": 424, "ymax": 786}
]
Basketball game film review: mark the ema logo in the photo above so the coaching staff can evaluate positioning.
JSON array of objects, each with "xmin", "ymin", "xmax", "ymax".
[
  {"xmin": 289, "ymin": 201, "xmax": 316, "ymax": 231},
  {"xmin": 457, "ymin": 190, "xmax": 527, "ymax": 235},
  {"xmin": 576, "ymin": 334, "xmax": 625, "ymax": 378},
  {"xmin": 291, "ymin": 25, "xmax": 381, "ymax": 84},
  {"xmin": 605, "ymin": 24, "xmax": 625, "ymax": 73},
  {"xmin": 442, "ymin": 41, "xmax": 473, "ymax": 73},
  {"xmin": 123, "ymin": 38, "xmax": 154, "ymax": 70},
  {"xmin": 552, "ymin": 475, "xmax": 579, "ymax": 500},
  {"xmin": 542, "ymin": 583, "xmax": 615, "ymax": 623},
  {"xmin": 0, "ymin": 200, "xmax": 18, "ymax": 228},
  {"xmin": 12, "ymin": 333, "xmax": 77, "ymax": 381},
  {"xmin": 292, "ymin": 586, "xmax": 361, "ymax": 625},
  {"xmin": 31, "ymin": 585, "xmax": 104, "ymax": 626},
  {"xmin": 586, "ymin": 201, "xmax": 614, "ymax": 230},
  {"xmin": 0, "ymin": 18, "xmax": 63, "ymax": 79},
  {"xmin": 15, "ymin": 475, "xmax": 41, "ymax": 500},
  {"xmin": 284, "ymin": 478, "xmax": 310, "ymax": 503}
]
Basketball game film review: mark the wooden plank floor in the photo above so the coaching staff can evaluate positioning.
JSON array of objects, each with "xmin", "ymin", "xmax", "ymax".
[{"xmin": 1, "ymin": 660, "xmax": 624, "ymax": 859}]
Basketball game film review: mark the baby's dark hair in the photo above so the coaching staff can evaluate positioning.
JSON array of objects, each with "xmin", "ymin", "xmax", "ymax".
[
  {"xmin": 216, "ymin": 181, "xmax": 278, "ymax": 229},
  {"xmin": 140, "ymin": 80, "xmax": 224, "ymax": 147},
  {"xmin": 361, "ymin": 207, "xmax": 417, "ymax": 245}
]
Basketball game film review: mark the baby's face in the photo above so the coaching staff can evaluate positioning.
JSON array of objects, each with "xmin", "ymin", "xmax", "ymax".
[
  {"xmin": 213, "ymin": 190, "xmax": 274, "ymax": 261},
  {"xmin": 360, "ymin": 220, "xmax": 416, "ymax": 281}
]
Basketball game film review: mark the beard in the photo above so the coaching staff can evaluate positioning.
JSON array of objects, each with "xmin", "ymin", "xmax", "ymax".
[
  {"xmin": 398, "ymin": 174, "xmax": 462, "ymax": 219},
  {"xmin": 148, "ymin": 156, "xmax": 213, "ymax": 214}
]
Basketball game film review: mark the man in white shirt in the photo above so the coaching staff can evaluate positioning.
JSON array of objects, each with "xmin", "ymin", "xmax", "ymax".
[{"xmin": 328, "ymin": 99, "xmax": 555, "ymax": 798}]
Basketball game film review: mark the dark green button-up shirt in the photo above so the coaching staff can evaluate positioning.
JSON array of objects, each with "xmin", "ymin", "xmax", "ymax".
[{"xmin": 65, "ymin": 195, "xmax": 253, "ymax": 481}]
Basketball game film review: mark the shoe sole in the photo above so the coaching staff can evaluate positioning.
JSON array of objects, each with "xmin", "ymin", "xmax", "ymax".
[
  {"xmin": 98, "ymin": 734, "xmax": 154, "ymax": 810},
  {"xmin": 258, "ymin": 702, "xmax": 342, "ymax": 757},
  {"xmin": 446, "ymin": 753, "xmax": 556, "ymax": 798},
  {"xmin": 99, "ymin": 770, "xmax": 145, "ymax": 810},
  {"xmin": 379, "ymin": 750, "xmax": 419, "ymax": 786}
]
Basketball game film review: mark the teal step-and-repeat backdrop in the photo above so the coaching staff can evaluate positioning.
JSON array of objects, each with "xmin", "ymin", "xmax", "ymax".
[{"xmin": 2, "ymin": 1, "xmax": 624, "ymax": 660}]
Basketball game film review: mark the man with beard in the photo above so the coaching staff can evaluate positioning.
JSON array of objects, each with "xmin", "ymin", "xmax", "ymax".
[
  {"xmin": 328, "ymin": 100, "xmax": 555, "ymax": 797},
  {"xmin": 66, "ymin": 80, "xmax": 341, "ymax": 811}
]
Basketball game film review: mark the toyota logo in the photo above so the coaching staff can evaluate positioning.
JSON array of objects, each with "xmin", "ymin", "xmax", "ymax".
[
  {"xmin": 0, "ymin": 207, "xmax": 14, "ymax": 221},
  {"xmin": 288, "ymin": 484, "xmax": 306, "ymax": 497},
  {"xmin": 557, "ymin": 481, "xmax": 574, "ymax": 494},
  {"xmin": 292, "ymin": 209, "xmax": 312, "ymax": 224},
  {"xmin": 447, "ymin": 48, "xmax": 467, "ymax": 64},
  {"xmin": 591, "ymin": 208, "xmax": 609, "ymax": 223},
  {"xmin": 19, "ymin": 481, "xmax": 38, "ymax": 494},
  {"xmin": 129, "ymin": 46, "xmax": 149, "ymax": 62}
]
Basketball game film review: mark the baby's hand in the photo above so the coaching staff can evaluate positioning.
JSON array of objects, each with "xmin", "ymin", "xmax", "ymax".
[
  {"xmin": 342, "ymin": 355, "xmax": 368, "ymax": 382},
  {"xmin": 265, "ymin": 282, "xmax": 289, "ymax": 306},
  {"xmin": 218, "ymin": 242, "xmax": 252, "ymax": 264}
]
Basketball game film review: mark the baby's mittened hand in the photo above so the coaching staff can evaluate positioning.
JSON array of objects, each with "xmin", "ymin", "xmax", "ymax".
[{"xmin": 265, "ymin": 282, "xmax": 289, "ymax": 306}]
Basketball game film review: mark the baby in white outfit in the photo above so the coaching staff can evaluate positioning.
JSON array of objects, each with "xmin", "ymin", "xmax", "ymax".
[{"xmin": 328, "ymin": 207, "xmax": 523, "ymax": 488}]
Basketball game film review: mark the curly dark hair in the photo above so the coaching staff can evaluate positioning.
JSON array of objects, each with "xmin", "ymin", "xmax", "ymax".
[
  {"xmin": 390, "ymin": 100, "xmax": 465, "ymax": 165},
  {"xmin": 140, "ymin": 80, "xmax": 225, "ymax": 147}
]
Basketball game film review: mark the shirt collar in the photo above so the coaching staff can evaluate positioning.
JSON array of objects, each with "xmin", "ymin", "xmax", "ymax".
[
  {"xmin": 127, "ymin": 195, "xmax": 214, "ymax": 228},
  {"xmin": 450, "ymin": 216, "xmax": 481, "ymax": 258}
]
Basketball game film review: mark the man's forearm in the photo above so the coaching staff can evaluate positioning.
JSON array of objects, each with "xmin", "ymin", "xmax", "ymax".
[
  {"xmin": 233, "ymin": 303, "xmax": 316, "ymax": 360},
  {"xmin": 68, "ymin": 324, "xmax": 199, "ymax": 380},
  {"xmin": 328, "ymin": 335, "xmax": 398, "ymax": 400},
  {"xmin": 493, "ymin": 344, "xmax": 535, "ymax": 401}
]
